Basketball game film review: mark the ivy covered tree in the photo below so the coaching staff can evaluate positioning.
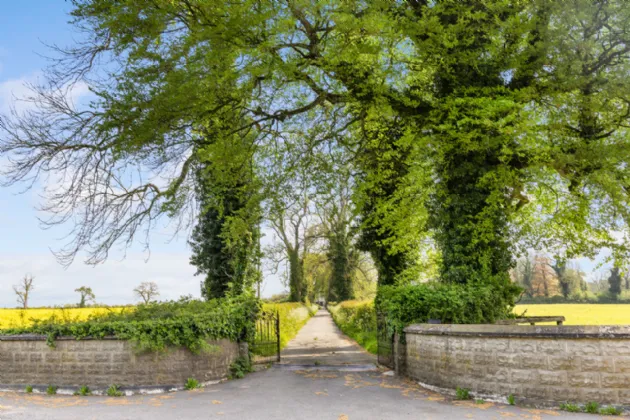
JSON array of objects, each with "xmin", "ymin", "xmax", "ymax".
[
  {"xmin": 189, "ymin": 114, "xmax": 262, "ymax": 299},
  {"xmin": 1, "ymin": 0, "xmax": 629, "ymax": 313}
]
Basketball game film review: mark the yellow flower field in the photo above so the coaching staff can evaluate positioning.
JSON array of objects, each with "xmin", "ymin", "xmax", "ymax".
[
  {"xmin": 514, "ymin": 304, "xmax": 630, "ymax": 325},
  {"xmin": 0, "ymin": 307, "xmax": 126, "ymax": 329}
]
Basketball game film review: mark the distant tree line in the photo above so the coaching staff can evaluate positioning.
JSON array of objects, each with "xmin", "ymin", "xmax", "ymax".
[
  {"xmin": 513, "ymin": 255, "xmax": 630, "ymax": 302},
  {"xmin": 10, "ymin": 276, "xmax": 161, "ymax": 308}
]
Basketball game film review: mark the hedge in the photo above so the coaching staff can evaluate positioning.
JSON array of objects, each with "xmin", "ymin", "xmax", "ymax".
[
  {"xmin": 376, "ymin": 282, "xmax": 519, "ymax": 335},
  {"xmin": 0, "ymin": 295, "xmax": 259, "ymax": 353},
  {"xmin": 328, "ymin": 300, "xmax": 377, "ymax": 354}
]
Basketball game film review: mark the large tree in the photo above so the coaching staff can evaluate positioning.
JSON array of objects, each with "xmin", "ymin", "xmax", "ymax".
[{"xmin": 1, "ymin": 0, "xmax": 629, "ymax": 308}]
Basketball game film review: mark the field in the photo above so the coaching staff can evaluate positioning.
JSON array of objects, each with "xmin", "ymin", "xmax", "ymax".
[
  {"xmin": 0, "ymin": 307, "xmax": 127, "ymax": 329},
  {"xmin": 514, "ymin": 304, "xmax": 630, "ymax": 325}
]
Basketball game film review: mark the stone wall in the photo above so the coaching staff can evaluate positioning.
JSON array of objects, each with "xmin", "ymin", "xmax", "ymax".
[
  {"xmin": 403, "ymin": 324, "xmax": 630, "ymax": 407},
  {"xmin": 0, "ymin": 335, "xmax": 243, "ymax": 391}
]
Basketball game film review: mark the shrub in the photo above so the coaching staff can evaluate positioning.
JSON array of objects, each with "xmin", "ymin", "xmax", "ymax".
[
  {"xmin": 25, "ymin": 385, "xmax": 33, "ymax": 393},
  {"xmin": 46, "ymin": 385, "xmax": 58, "ymax": 395},
  {"xmin": 329, "ymin": 300, "xmax": 377, "ymax": 354},
  {"xmin": 507, "ymin": 394, "xmax": 515, "ymax": 406},
  {"xmin": 106, "ymin": 384, "xmax": 123, "ymax": 397},
  {"xmin": 185, "ymin": 378, "xmax": 200, "ymax": 390},
  {"xmin": 0, "ymin": 295, "xmax": 259, "ymax": 353},
  {"xmin": 455, "ymin": 387, "xmax": 470, "ymax": 400},
  {"xmin": 74, "ymin": 385, "xmax": 91, "ymax": 396},
  {"xmin": 229, "ymin": 357, "xmax": 252, "ymax": 379},
  {"xmin": 376, "ymin": 282, "xmax": 519, "ymax": 335}
]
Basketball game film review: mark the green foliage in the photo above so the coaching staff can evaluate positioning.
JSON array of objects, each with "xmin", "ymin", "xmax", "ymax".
[
  {"xmin": 600, "ymin": 406, "xmax": 623, "ymax": 416},
  {"xmin": 106, "ymin": 385, "xmax": 123, "ymax": 397},
  {"xmin": 229, "ymin": 357, "xmax": 252, "ymax": 379},
  {"xmin": 46, "ymin": 385, "xmax": 57, "ymax": 395},
  {"xmin": 0, "ymin": 296, "xmax": 259, "ymax": 353},
  {"xmin": 609, "ymin": 268, "xmax": 623, "ymax": 298},
  {"xmin": 455, "ymin": 387, "xmax": 470, "ymax": 401},
  {"xmin": 559, "ymin": 403, "xmax": 580, "ymax": 413},
  {"xmin": 184, "ymin": 378, "xmax": 200, "ymax": 390},
  {"xmin": 25, "ymin": 385, "xmax": 33, "ymax": 394},
  {"xmin": 376, "ymin": 283, "xmax": 520, "ymax": 335},
  {"xmin": 329, "ymin": 301, "xmax": 377, "ymax": 354},
  {"xmin": 251, "ymin": 303, "xmax": 316, "ymax": 357},
  {"xmin": 507, "ymin": 394, "xmax": 515, "ymax": 406},
  {"xmin": 355, "ymin": 122, "xmax": 424, "ymax": 287},
  {"xmin": 475, "ymin": 399, "xmax": 485, "ymax": 405},
  {"xmin": 74, "ymin": 385, "xmax": 91, "ymax": 396},
  {"xmin": 561, "ymin": 402, "xmax": 622, "ymax": 415},
  {"xmin": 584, "ymin": 402, "xmax": 600, "ymax": 414},
  {"xmin": 189, "ymin": 137, "xmax": 262, "ymax": 300}
]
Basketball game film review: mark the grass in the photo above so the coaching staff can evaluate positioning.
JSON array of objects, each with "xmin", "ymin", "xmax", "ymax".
[
  {"xmin": 455, "ymin": 387, "xmax": 470, "ymax": 400},
  {"xmin": 507, "ymin": 394, "xmax": 515, "ymax": 405},
  {"xmin": 0, "ymin": 307, "xmax": 126, "ymax": 329},
  {"xmin": 46, "ymin": 385, "xmax": 58, "ymax": 395},
  {"xmin": 514, "ymin": 304, "xmax": 630, "ymax": 325},
  {"xmin": 74, "ymin": 385, "xmax": 91, "ymax": 396},
  {"xmin": 328, "ymin": 300, "xmax": 377, "ymax": 354},
  {"xmin": 185, "ymin": 378, "xmax": 200, "ymax": 390},
  {"xmin": 106, "ymin": 385, "xmax": 123, "ymax": 397},
  {"xmin": 600, "ymin": 406, "xmax": 623, "ymax": 416},
  {"xmin": 252, "ymin": 302, "xmax": 318, "ymax": 357}
]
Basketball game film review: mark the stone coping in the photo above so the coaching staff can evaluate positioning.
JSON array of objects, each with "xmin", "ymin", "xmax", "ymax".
[
  {"xmin": 404, "ymin": 323, "xmax": 630, "ymax": 339},
  {"xmin": 0, "ymin": 334, "xmax": 120, "ymax": 341}
]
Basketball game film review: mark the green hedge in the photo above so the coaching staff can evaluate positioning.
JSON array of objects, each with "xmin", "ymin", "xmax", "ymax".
[
  {"xmin": 329, "ymin": 300, "xmax": 377, "ymax": 354},
  {"xmin": 256, "ymin": 302, "xmax": 317, "ymax": 355},
  {"xmin": 0, "ymin": 295, "xmax": 259, "ymax": 353},
  {"xmin": 376, "ymin": 282, "xmax": 519, "ymax": 335}
]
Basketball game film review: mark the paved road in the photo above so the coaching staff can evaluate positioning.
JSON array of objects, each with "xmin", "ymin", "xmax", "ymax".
[{"xmin": 0, "ymin": 311, "xmax": 611, "ymax": 419}]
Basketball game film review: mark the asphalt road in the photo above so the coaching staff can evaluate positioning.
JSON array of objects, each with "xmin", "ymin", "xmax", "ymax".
[{"xmin": 0, "ymin": 311, "xmax": 611, "ymax": 419}]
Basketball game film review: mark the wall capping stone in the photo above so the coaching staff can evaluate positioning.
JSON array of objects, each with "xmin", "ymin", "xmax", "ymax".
[{"xmin": 404, "ymin": 324, "xmax": 630, "ymax": 339}]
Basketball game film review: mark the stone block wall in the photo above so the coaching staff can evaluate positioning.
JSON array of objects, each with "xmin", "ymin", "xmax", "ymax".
[
  {"xmin": 403, "ymin": 324, "xmax": 630, "ymax": 406},
  {"xmin": 0, "ymin": 336, "xmax": 243, "ymax": 390}
]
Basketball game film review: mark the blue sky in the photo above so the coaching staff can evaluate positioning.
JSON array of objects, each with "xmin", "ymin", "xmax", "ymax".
[
  {"xmin": 0, "ymin": 1, "xmax": 286, "ymax": 307},
  {"xmin": 0, "ymin": 2, "xmax": 614, "ymax": 308}
]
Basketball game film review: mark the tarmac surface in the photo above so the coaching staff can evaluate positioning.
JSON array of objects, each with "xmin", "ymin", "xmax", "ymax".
[{"xmin": 0, "ymin": 310, "xmax": 611, "ymax": 419}]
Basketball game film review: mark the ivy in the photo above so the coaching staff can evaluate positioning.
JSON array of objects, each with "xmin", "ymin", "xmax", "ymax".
[
  {"xmin": 0, "ymin": 296, "xmax": 260, "ymax": 353},
  {"xmin": 376, "ymin": 282, "xmax": 520, "ymax": 336}
]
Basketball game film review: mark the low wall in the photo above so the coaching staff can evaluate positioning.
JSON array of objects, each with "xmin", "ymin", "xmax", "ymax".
[
  {"xmin": 0, "ymin": 335, "xmax": 244, "ymax": 392},
  {"xmin": 403, "ymin": 324, "xmax": 630, "ymax": 407}
]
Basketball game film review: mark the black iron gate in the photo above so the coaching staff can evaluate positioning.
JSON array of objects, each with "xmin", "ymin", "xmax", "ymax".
[
  {"xmin": 251, "ymin": 310, "xmax": 280, "ymax": 364},
  {"xmin": 377, "ymin": 310, "xmax": 394, "ymax": 369}
]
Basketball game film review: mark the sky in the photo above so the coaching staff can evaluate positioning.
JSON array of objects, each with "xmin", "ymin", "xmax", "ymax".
[
  {"xmin": 0, "ymin": 1, "xmax": 287, "ymax": 307},
  {"xmin": 0, "ymin": 2, "xmax": 616, "ymax": 308}
]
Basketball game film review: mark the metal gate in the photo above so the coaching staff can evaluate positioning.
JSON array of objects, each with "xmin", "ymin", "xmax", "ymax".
[
  {"xmin": 251, "ymin": 310, "xmax": 280, "ymax": 364},
  {"xmin": 377, "ymin": 310, "xmax": 394, "ymax": 369}
]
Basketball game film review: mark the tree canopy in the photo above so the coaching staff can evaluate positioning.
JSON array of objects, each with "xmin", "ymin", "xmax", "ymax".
[{"xmin": 1, "ymin": 0, "xmax": 629, "ymax": 301}]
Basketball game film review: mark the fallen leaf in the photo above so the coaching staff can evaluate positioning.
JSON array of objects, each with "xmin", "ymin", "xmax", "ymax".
[{"xmin": 212, "ymin": 400, "xmax": 223, "ymax": 405}]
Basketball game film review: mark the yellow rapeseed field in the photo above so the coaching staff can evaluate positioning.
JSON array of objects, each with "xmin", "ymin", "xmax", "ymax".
[
  {"xmin": 0, "ymin": 307, "xmax": 126, "ymax": 329},
  {"xmin": 514, "ymin": 304, "xmax": 630, "ymax": 325}
]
